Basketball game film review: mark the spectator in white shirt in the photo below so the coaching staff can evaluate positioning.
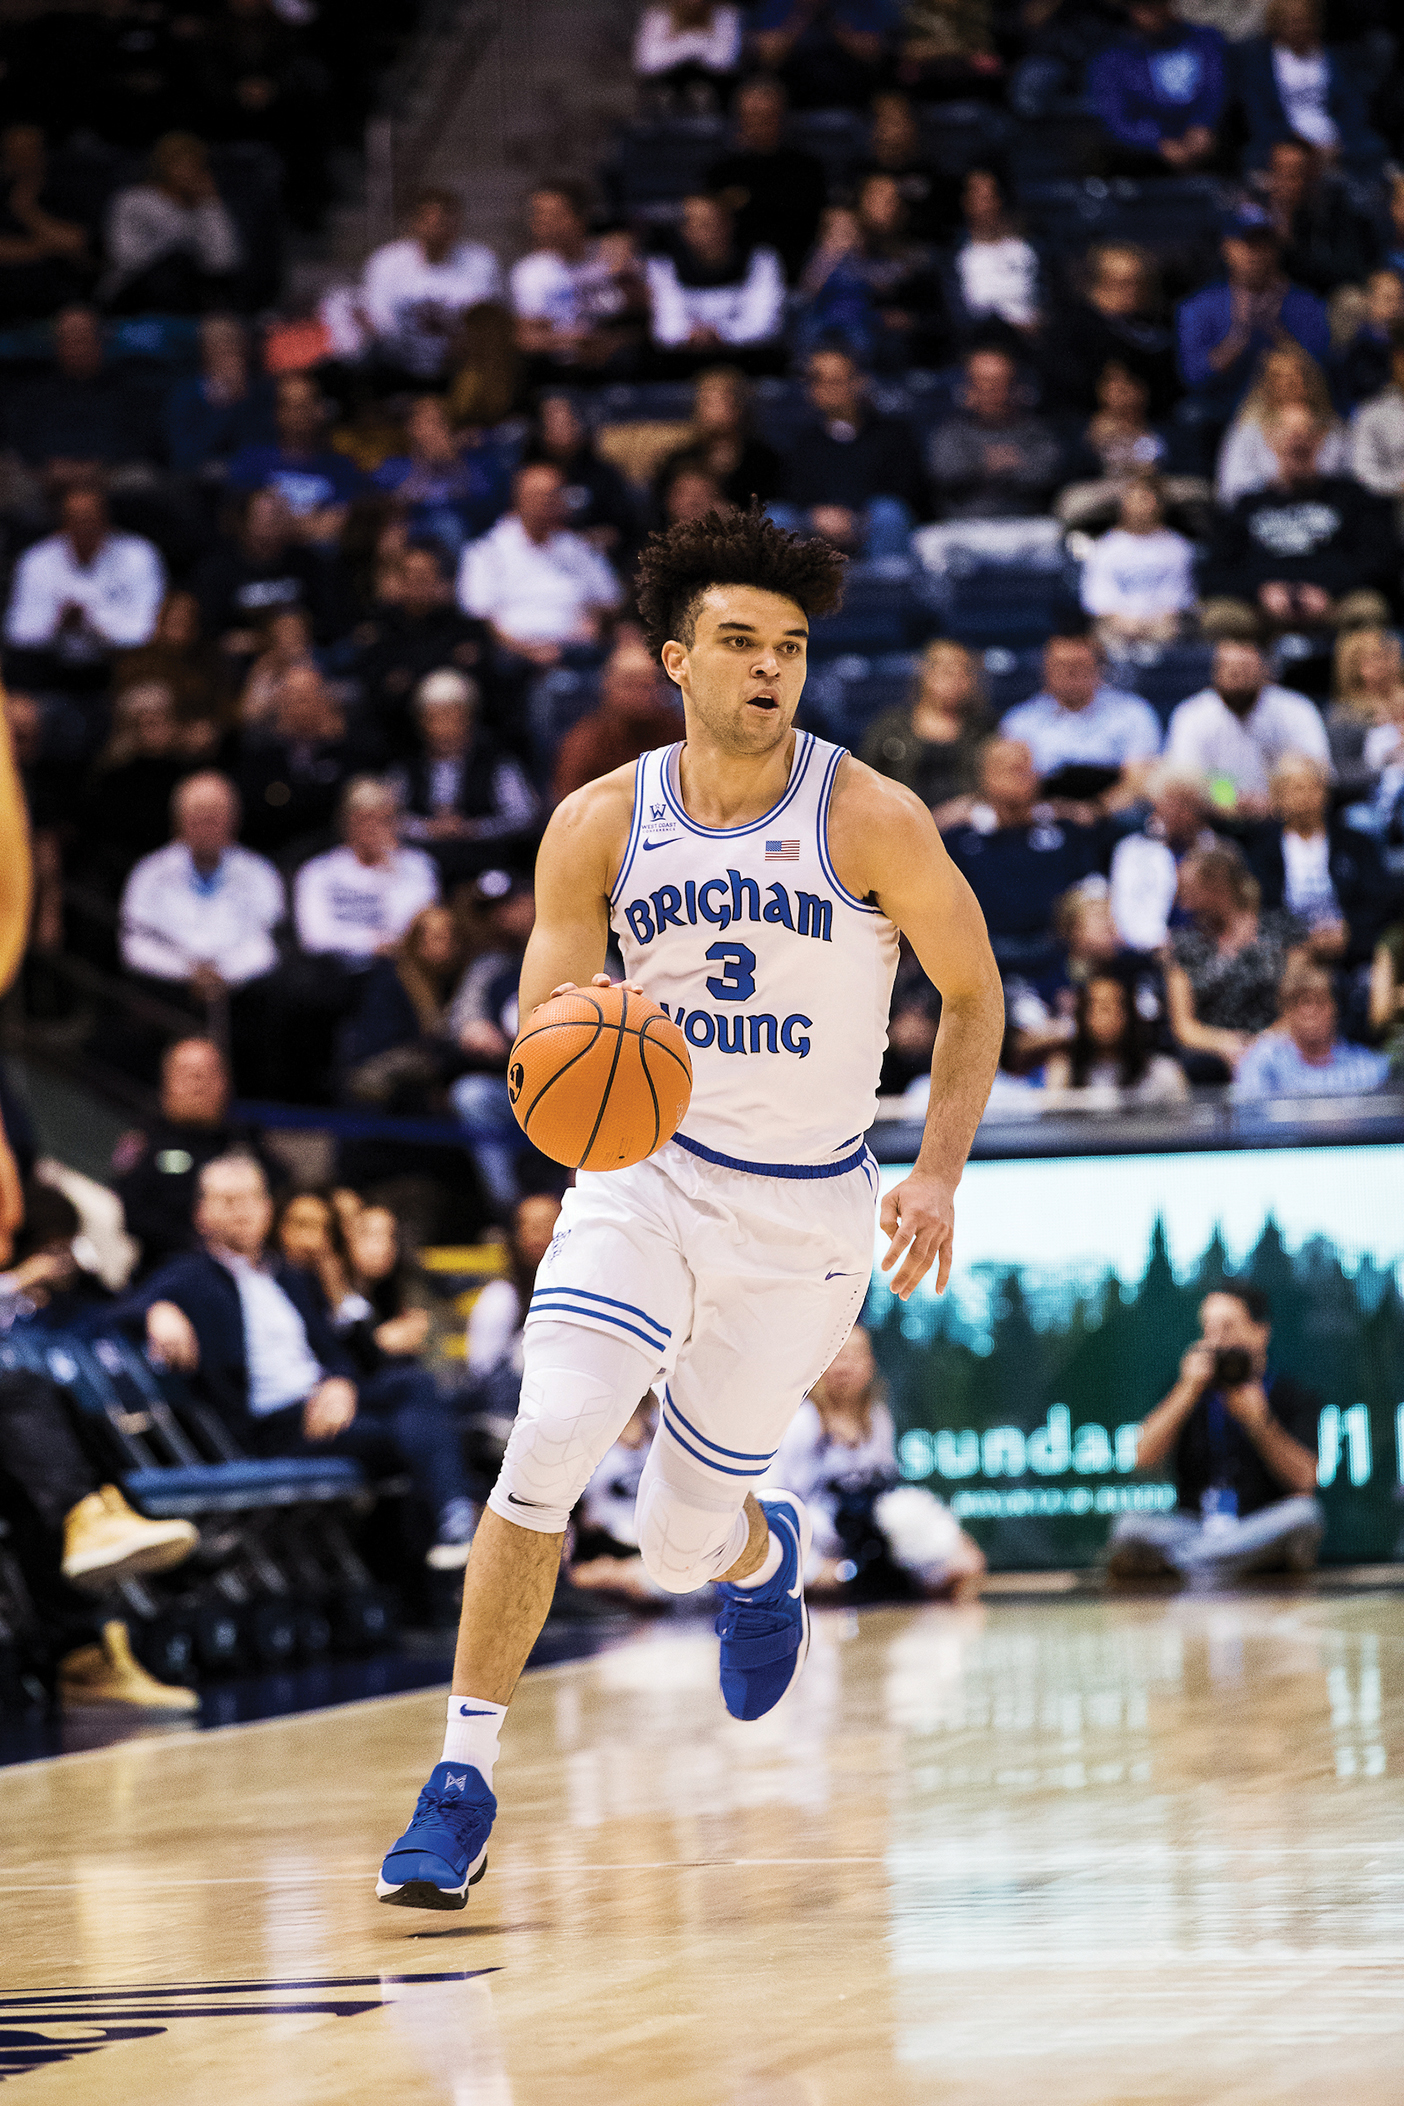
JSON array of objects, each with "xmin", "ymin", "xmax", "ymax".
[
  {"xmin": 101, "ymin": 132, "xmax": 241, "ymax": 315},
  {"xmin": 120, "ymin": 771, "xmax": 284, "ymax": 1000},
  {"xmin": 352, "ymin": 188, "xmax": 503, "ymax": 382},
  {"xmin": 509, "ymin": 183, "xmax": 645, "ymax": 375},
  {"xmin": 1165, "ymin": 638, "xmax": 1330, "ymax": 813},
  {"xmin": 457, "ymin": 461, "xmax": 622, "ymax": 665},
  {"xmin": 1079, "ymin": 478, "xmax": 1198, "ymax": 646},
  {"xmin": 952, "ymin": 166, "xmax": 1040, "ymax": 335},
  {"xmin": 1109, "ymin": 763, "xmax": 1220, "ymax": 951},
  {"xmin": 634, "ymin": 3, "xmax": 742, "ymax": 100},
  {"xmin": 1348, "ymin": 324, "xmax": 1404, "ymax": 507},
  {"xmin": 998, "ymin": 629, "xmax": 1162, "ymax": 802},
  {"xmin": 646, "ymin": 193, "xmax": 785, "ymax": 363},
  {"xmin": 1214, "ymin": 342, "xmax": 1347, "ymax": 508},
  {"xmin": 293, "ymin": 777, "xmax": 439, "ymax": 965},
  {"xmin": 5, "ymin": 484, "xmax": 164, "ymax": 683}
]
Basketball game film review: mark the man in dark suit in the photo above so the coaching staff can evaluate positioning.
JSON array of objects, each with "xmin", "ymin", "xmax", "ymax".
[
  {"xmin": 112, "ymin": 1035, "xmax": 284, "ymax": 1277},
  {"xmin": 396, "ymin": 668, "xmax": 541, "ymax": 886},
  {"xmin": 1245, "ymin": 752, "xmax": 1399, "ymax": 973},
  {"xmin": 130, "ymin": 1153, "xmax": 477, "ymax": 1569},
  {"xmin": 350, "ymin": 542, "xmax": 497, "ymax": 762}
]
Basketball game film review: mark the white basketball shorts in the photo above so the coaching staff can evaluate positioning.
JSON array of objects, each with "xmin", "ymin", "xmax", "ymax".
[{"xmin": 524, "ymin": 1136, "xmax": 880, "ymax": 1490}]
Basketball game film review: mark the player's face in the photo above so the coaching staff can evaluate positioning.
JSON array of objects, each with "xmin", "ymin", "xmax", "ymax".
[{"xmin": 669, "ymin": 585, "xmax": 809, "ymax": 759}]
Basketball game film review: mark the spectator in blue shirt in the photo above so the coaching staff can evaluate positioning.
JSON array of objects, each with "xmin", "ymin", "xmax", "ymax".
[
  {"xmin": 372, "ymin": 395, "xmax": 513, "ymax": 563},
  {"xmin": 944, "ymin": 736, "xmax": 1110, "ymax": 991},
  {"xmin": 1231, "ymin": 959, "xmax": 1391, "ymax": 1099},
  {"xmin": 227, "ymin": 373, "xmax": 367, "ymax": 547},
  {"xmin": 1087, "ymin": 0, "xmax": 1227, "ymax": 178},
  {"xmin": 164, "ymin": 314, "xmax": 277, "ymax": 476},
  {"xmin": 998, "ymin": 629, "xmax": 1162, "ymax": 805},
  {"xmin": 1175, "ymin": 204, "xmax": 1329, "ymax": 427}
]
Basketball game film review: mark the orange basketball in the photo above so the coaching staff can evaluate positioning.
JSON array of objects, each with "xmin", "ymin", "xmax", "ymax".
[{"xmin": 507, "ymin": 985, "xmax": 692, "ymax": 1172}]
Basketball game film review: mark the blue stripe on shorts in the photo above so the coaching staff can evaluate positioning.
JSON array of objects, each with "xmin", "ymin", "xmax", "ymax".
[
  {"xmin": 660, "ymin": 1409, "xmax": 772, "ymax": 1479},
  {"xmin": 663, "ymin": 1386, "xmax": 777, "ymax": 1465},
  {"xmin": 529, "ymin": 1294, "xmax": 669, "ymax": 1354}
]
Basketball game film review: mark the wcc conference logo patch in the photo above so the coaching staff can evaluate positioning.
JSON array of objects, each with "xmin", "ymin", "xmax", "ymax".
[{"xmin": 0, "ymin": 1970, "xmax": 497, "ymax": 2084}]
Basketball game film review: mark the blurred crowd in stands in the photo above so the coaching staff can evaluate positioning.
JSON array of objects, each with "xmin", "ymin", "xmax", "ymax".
[{"xmin": 4, "ymin": 0, "xmax": 1404, "ymax": 1703}]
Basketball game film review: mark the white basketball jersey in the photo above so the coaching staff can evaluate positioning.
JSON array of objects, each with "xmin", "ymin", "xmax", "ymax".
[{"xmin": 609, "ymin": 732, "xmax": 899, "ymax": 1169}]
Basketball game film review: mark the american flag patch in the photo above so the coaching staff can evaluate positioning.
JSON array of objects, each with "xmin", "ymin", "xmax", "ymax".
[{"xmin": 765, "ymin": 839, "xmax": 800, "ymax": 862}]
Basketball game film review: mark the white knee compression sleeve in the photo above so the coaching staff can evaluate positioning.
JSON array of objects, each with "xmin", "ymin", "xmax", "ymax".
[
  {"xmin": 487, "ymin": 1320, "xmax": 661, "ymax": 1535},
  {"xmin": 635, "ymin": 1425, "xmax": 752, "ymax": 1595}
]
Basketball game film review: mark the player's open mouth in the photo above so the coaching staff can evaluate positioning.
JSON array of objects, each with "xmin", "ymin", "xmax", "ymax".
[{"xmin": 746, "ymin": 692, "xmax": 779, "ymax": 710}]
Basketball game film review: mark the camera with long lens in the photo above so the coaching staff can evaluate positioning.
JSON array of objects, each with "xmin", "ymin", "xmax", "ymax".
[{"xmin": 1211, "ymin": 1345, "xmax": 1253, "ymax": 1388}]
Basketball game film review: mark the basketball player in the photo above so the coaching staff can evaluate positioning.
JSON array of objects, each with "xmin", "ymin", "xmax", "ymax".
[{"xmin": 378, "ymin": 506, "xmax": 1002, "ymax": 1909}]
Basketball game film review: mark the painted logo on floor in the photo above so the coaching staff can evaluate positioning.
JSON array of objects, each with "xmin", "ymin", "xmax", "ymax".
[{"xmin": 0, "ymin": 1969, "xmax": 497, "ymax": 2083}]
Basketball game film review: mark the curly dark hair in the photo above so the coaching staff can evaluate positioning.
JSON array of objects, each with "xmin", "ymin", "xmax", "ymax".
[{"xmin": 633, "ymin": 499, "xmax": 847, "ymax": 661}]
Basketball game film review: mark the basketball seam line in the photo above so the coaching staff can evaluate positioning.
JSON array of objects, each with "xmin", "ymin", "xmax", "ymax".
[
  {"xmin": 636, "ymin": 1016, "xmax": 663, "ymax": 1155},
  {"xmin": 519, "ymin": 997, "xmax": 605, "ymax": 1128},
  {"xmin": 577, "ymin": 987, "xmax": 629, "ymax": 1168}
]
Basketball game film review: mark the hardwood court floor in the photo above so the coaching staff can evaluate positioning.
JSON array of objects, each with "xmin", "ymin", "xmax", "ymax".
[{"xmin": 3, "ymin": 1590, "xmax": 1401, "ymax": 2104}]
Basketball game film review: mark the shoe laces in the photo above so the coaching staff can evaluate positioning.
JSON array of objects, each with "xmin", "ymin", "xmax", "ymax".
[
  {"xmin": 715, "ymin": 1588, "xmax": 792, "ymax": 1644},
  {"xmin": 407, "ymin": 1768, "xmax": 496, "ymax": 1850}
]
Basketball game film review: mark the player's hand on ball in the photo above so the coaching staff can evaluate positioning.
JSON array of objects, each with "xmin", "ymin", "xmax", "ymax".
[
  {"xmin": 543, "ymin": 973, "xmax": 648, "ymax": 1004},
  {"xmin": 879, "ymin": 1170, "xmax": 956, "ymax": 1301}
]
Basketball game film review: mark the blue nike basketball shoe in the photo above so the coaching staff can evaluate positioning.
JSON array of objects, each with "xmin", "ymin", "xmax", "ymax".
[
  {"xmin": 715, "ymin": 1491, "xmax": 812, "ymax": 1721},
  {"xmin": 376, "ymin": 1762, "xmax": 497, "ymax": 1910}
]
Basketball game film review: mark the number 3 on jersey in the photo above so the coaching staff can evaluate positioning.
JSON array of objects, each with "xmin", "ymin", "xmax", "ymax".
[{"xmin": 705, "ymin": 942, "xmax": 757, "ymax": 1002}]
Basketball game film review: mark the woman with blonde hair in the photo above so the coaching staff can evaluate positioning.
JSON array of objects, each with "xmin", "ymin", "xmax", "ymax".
[
  {"xmin": 860, "ymin": 639, "xmax": 989, "ymax": 814},
  {"xmin": 1215, "ymin": 343, "xmax": 1347, "ymax": 504},
  {"xmin": 1327, "ymin": 626, "xmax": 1404, "ymax": 795}
]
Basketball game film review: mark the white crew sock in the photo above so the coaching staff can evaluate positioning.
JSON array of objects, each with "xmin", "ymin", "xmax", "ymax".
[
  {"xmin": 730, "ymin": 1530, "xmax": 783, "ymax": 1589},
  {"xmin": 442, "ymin": 1694, "xmax": 507, "ymax": 1782}
]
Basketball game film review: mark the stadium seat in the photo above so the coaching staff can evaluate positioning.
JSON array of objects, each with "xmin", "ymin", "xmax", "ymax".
[
  {"xmin": 802, "ymin": 652, "xmax": 922, "ymax": 744},
  {"xmin": 1016, "ymin": 176, "xmax": 1227, "ymax": 270},
  {"xmin": 593, "ymin": 381, "xmax": 698, "ymax": 425},
  {"xmin": 601, "ymin": 116, "xmax": 727, "ymax": 221},
  {"xmin": 1008, "ymin": 114, "xmax": 1104, "ymax": 189},
  {"xmin": 528, "ymin": 667, "xmax": 602, "ymax": 781},
  {"xmin": 787, "ymin": 108, "xmax": 868, "ymax": 185},
  {"xmin": 808, "ymin": 560, "xmax": 932, "ymax": 658},
  {"xmin": 0, "ymin": 1333, "xmax": 366, "ymax": 1519},
  {"xmin": 916, "ymin": 101, "xmax": 1015, "ymax": 178},
  {"xmin": 1102, "ymin": 640, "xmax": 1215, "ymax": 727},
  {"xmin": 912, "ymin": 519, "xmax": 1080, "ymax": 647},
  {"xmin": 980, "ymin": 645, "xmax": 1046, "ymax": 715}
]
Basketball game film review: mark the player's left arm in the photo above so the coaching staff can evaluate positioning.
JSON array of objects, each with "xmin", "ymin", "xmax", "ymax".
[{"xmin": 828, "ymin": 759, "xmax": 1003, "ymax": 1301}]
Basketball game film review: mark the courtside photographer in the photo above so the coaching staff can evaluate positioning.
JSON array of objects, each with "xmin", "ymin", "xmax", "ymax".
[{"xmin": 1107, "ymin": 1283, "xmax": 1323, "ymax": 1584}]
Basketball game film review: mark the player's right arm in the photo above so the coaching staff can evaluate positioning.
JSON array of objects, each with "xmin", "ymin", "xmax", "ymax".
[{"xmin": 518, "ymin": 766, "xmax": 636, "ymax": 1020}]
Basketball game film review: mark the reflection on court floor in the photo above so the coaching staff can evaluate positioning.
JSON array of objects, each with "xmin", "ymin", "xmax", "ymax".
[{"xmin": 3, "ymin": 1594, "xmax": 1401, "ymax": 2105}]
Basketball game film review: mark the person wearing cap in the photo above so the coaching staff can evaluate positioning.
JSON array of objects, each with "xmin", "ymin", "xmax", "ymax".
[
  {"xmin": 1087, "ymin": 0, "xmax": 1228, "ymax": 178},
  {"xmin": 1175, "ymin": 203, "xmax": 1329, "ymax": 426},
  {"xmin": 394, "ymin": 669, "xmax": 540, "ymax": 885},
  {"xmin": 449, "ymin": 873, "xmax": 538, "ymax": 1218}
]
